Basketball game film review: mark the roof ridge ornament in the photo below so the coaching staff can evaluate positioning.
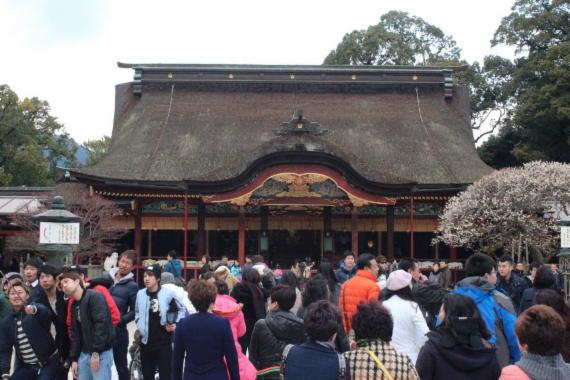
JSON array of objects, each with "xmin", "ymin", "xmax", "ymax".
[{"xmin": 274, "ymin": 110, "xmax": 328, "ymax": 136}]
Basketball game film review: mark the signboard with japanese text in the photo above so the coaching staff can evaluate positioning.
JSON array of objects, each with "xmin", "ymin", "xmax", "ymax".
[
  {"xmin": 39, "ymin": 222, "xmax": 80, "ymax": 244},
  {"xmin": 561, "ymin": 226, "xmax": 570, "ymax": 248}
]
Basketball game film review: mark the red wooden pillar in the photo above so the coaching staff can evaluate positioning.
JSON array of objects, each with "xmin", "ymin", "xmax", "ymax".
[
  {"xmin": 197, "ymin": 203, "xmax": 206, "ymax": 259},
  {"xmin": 410, "ymin": 196, "xmax": 415, "ymax": 258},
  {"xmin": 351, "ymin": 206, "xmax": 359, "ymax": 257},
  {"xmin": 450, "ymin": 247, "xmax": 457, "ymax": 262},
  {"xmin": 134, "ymin": 199, "xmax": 142, "ymax": 283},
  {"xmin": 183, "ymin": 195, "xmax": 188, "ymax": 279},
  {"xmin": 238, "ymin": 206, "xmax": 246, "ymax": 265},
  {"xmin": 386, "ymin": 205, "xmax": 395, "ymax": 261}
]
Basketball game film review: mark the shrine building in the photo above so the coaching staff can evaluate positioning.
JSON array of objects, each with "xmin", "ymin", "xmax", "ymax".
[{"xmin": 69, "ymin": 63, "xmax": 492, "ymax": 270}]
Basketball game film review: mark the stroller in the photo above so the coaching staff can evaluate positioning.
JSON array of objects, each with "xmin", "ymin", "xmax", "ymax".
[
  {"xmin": 129, "ymin": 330, "xmax": 161, "ymax": 380},
  {"xmin": 129, "ymin": 302, "xmax": 179, "ymax": 379},
  {"xmin": 128, "ymin": 330, "xmax": 144, "ymax": 379}
]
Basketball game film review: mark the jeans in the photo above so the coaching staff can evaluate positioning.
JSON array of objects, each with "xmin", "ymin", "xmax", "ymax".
[
  {"xmin": 77, "ymin": 349, "xmax": 113, "ymax": 380},
  {"xmin": 11, "ymin": 355, "xmax": 59, "ymax": 380},
  {"xmin": 140, "ymin": 343, "xmax": 172, "ymax": 380},
  {"xmin": 113, "ymin": 326, "xmax": 130, "ymax": 380}
]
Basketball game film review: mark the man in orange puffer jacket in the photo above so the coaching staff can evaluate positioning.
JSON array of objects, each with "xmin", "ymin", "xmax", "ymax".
[{"xmin": 339, "ymin": 253, "xmax": 380, "ymax": 332}]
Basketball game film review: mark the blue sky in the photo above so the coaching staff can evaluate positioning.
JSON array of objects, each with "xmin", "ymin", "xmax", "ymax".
[
  {"xmin": 0, "ymin": 0, "xmax": 516, "ymax": 143},
  {"xmin": 14, "ymin": 0, "xmax": 105, "ymax": 46}
]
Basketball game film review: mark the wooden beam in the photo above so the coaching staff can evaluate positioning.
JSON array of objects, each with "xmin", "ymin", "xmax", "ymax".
[
  {"xmin": 450, "ymin": 247, "xmax": 457, "ymax": 262},
  {"xmin": 351, "ymin": 206, "xmax": 359, "ymax": 257},
  {"xmin": 238, "ymin": 206, "xmax": 246, "ymax": 265},
  {"xmin": 134, "ymin": 199, "xmax": 142, "ymax": 282},
  {"xmin": 410, "ymin": 196, "xmax": 415, "ymax": 258},
  {"xmin": 324, "ymin": 206, "xmax": 332, "ymax": 231},
  {"xmin": 197, "ymin": 203, "xmax": 206, "ymax": 258},
  {"xmin": 386, "ymin": 205, "xmax": 395, "ymax": 261},
  {"xmin": 183, "ymin": 195, "xmax": 188, "ymax": 278}
]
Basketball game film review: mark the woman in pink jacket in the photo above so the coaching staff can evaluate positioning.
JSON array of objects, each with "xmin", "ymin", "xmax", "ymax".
[{"xmin": 213, "ymin": 278, "xmax": 258, "ymax": 380}]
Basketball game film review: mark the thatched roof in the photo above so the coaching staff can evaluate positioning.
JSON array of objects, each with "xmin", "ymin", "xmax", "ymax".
[{"xmin": 72, "ymin": 64, "xmax": 492, "ymax": 195}]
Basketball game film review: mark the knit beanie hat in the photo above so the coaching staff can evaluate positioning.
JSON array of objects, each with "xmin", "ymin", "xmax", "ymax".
[
  {"xmin": 161, "ymin": 272, "xmax": 175, "ymax": 285},
  {"xmin": 39, "ymin": 264, "xmax": 61, "ymax": 278},
  {"xmin": 386, "ymin": 269, "xmax": 412, "ymax": 291},
  {"xmin": 144, "ymin": 264, "xmax": 162, "ymax": 280}
]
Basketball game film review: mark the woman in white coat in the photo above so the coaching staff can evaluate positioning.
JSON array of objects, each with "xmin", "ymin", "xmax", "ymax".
[{"xmin": 382, "ymin": 269, "xmax": 429, "ymax": 365}]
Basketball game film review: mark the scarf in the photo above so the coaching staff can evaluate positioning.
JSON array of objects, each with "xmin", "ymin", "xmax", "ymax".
[{"xmin": 517, "ymin": 353, "xmax": 570, "ymax": 380}]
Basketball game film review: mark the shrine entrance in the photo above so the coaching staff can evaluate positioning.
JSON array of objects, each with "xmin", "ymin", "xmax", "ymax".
[{"xmin": 268, "ymin": 229, "xmax": 321, "ymax": 267}]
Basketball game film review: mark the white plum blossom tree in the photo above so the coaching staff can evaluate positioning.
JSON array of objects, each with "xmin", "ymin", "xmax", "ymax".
[{"xmin": 436, "ymin": 161, "xmax": 570, "ymax": 259}]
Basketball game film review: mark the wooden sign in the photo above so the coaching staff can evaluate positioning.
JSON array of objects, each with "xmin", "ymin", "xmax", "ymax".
[{"xmin": 39, "ymin": 222, "xmax": 80, "ymax": 244}]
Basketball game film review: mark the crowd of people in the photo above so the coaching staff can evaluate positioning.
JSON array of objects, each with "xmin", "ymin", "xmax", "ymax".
[{"xmin": 0, "ymin": 249, "xmax": 568, "ymax": 380}]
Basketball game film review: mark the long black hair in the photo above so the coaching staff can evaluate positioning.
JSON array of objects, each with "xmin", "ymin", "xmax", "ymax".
[
  {"xmin": 279, "ymin": 270, "xmax": 299, "ymax": 289},
  {"xmin": 301, "ymin": 274, "xmax": 329, "ymax": 307},
  {"xmin": 383, "ymin": 286, "xmax": 415, "ymax": 303},
  {"xmin": 440, "ymin": 294, "xmax": 490, "ymax": 344},
  {"xmin": 317, "ymin": 259, "xmax": 337, "ymax": 295}
]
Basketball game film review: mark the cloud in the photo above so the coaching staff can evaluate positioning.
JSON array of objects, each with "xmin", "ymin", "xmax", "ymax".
[{"xmin": 4, "ymin": 0, "xmax": 105, "ymax": 47}]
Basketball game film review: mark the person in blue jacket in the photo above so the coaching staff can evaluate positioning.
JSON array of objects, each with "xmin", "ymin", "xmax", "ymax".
[
  {"xmin": 335, "ymin": 251, "xmax": 356, "ymax": 285},
  {"xmin": 452, "ymin": 253, "xmax": 520, "ymax": 368},
  {"xmin": 164, "ymin": 250, "xmax": 183, "ymax": 280},
  {"xmin": 0, "ymin": 280, "xmax": 59, "ymax": 380},
  {"xmin": 172, "ymin": 280, "xmax": 239, "ymax": 380}
]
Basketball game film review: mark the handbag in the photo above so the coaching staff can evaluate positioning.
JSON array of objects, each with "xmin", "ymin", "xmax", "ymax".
[{"xmin": 366, "ymin": 350, "xmax": 394, "ymax": 380}]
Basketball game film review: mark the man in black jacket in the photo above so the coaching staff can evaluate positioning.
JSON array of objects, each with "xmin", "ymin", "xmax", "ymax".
[
  {"xmin": 0, "ymin": 281, "xmax": 59, "ymax": 380},
  {"xmin": 496, "ymin": 255, "xmax": 528, "ymax": 311},
  {"xmin": 399, "ymin": 258, "xmax": 448, "ymax": 330},
  {"xmin": 249, "ymin": 284, "xmax": 305, "ymax": 377},
  {"xmin": 23, "ymin": 257, "xmax": 42, "ymax": 301},
  {"xmin": 60, "ymin": 271, "xmax": 115, "ymax": 380},
  {"xmin": 36, "ymin": 264, "xmax": 70, "ymax": 380},
  {"xmin": 99, "ymin": 249, "xmax": 138, "ymax": 380}
]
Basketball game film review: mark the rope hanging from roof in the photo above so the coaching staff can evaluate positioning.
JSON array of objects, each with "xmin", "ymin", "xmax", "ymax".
[
  {"xmin": 415, "ymin": 87, "xmax": 457, "ymax": 182},
  {"xmin": 143, "ymin": 84, "xmax": 176, "ymax": 178}
]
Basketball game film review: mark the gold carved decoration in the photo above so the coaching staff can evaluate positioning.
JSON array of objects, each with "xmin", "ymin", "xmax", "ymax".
[
  {"xmin": 229, "ymin": 193, "xmax": 252, "ymax": 207},
  {"xmin": 159, "ymin": 203, "xmax": 178, "ymax": 211},
  {"xmin": 272, "ymin": 173, "xmax": 329, "ymax": 198},
  {"xmin": 211, "ymin": 172, "xmax": 395, "ymax": 207},
  {"xmin": 347, "ymin": 194, "xmax": 369, "ymax": 207}
]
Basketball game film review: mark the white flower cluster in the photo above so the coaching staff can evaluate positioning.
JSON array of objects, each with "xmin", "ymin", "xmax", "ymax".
[{"xmin": 435, "ymin": 161, "xmax": 570, "ymax": 257}]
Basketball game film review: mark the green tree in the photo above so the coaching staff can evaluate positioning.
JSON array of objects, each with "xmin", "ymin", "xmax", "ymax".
[
  {"xmin": 84, "ymin": 135, "xmax": 111, "ymax": 166},
  {"xmin": 0, "ymin": 84, "xmax": 77, "ymax": 186},
  {"xmin": 323, "ymin": 11, "xmax": 499, "ymax": 143},
  {"xmin": 324, "ymin": 10, "xmax": 461, "ymax": 66},
  {"xmin": 478, "ymin": 0, "xmax": 570, "ymax": 167}
]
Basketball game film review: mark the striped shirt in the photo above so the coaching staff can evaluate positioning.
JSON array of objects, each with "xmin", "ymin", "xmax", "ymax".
[{"xmin": 16, "ymin": 319, "xmax": 39, "ymax": 365}]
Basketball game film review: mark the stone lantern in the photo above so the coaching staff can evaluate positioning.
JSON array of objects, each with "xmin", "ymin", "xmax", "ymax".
[
  {"xmin": 32, "ymin": 196, "xmax": 81, "ymax": 266},
  {"xmin": 556, "ymin": 215, "xmax": 570, "ymax": 300}
]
